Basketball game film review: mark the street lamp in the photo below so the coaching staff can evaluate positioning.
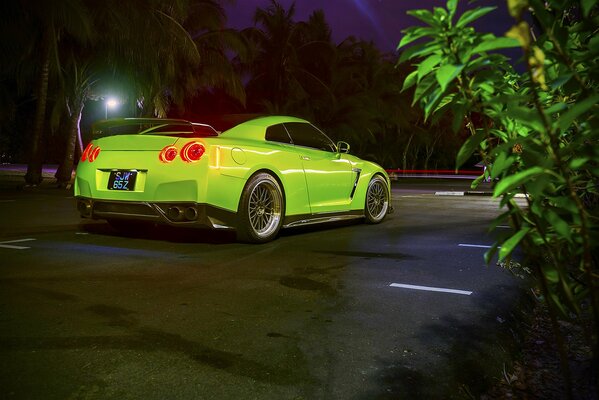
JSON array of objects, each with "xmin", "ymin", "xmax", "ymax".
[{"xmin": 105, "ymin": 97, "xmax": 119, "ymax": 119}]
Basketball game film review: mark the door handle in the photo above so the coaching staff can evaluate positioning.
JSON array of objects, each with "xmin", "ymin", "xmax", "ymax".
[{"xmin": 300, "ymin": 155, "xmax": 311, "ymax": 161}]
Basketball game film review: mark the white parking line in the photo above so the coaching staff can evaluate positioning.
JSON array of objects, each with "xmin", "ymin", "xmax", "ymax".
[
  {"xmin": 435, "ymin": 191, "xmax": 465, "ymax": 196},
  {"xmin": 0, "ymin": 238, "xmax": 36, "ymax": 250},
  {"xmin": 390, "ymin": 283, "xmax": 472, "ymax": 296},
  {"xmin": 458, "ymin": 243, "xmax": 495, "ymax": 249}
]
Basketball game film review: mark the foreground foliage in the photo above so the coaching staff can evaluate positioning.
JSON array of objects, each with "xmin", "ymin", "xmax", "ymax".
[{"xmin": 399, "ymin": 0, "xmax": 598, "ymax": 396}]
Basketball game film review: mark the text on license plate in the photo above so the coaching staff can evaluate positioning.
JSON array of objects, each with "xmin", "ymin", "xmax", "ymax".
[{"xmin": 108, "ymin": 170, "xmax": 137, "ymax": 191}]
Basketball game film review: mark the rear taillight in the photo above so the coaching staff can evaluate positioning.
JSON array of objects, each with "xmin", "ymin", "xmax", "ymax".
[
  {"xmin": 159, "ymin": 145, "xmax": 178, "ymax": 163},
  {"xmin": 81, "ymin": 143, "xmax": 101, "ymax": 162},
  {"xmin": 181, "ymin": 142, "xmax": 205, "ymax": 163},
  {"xmin": 89, "ymin": 146, "xmax": 101, "ymax": 162},
  {"xmin": 160, "ymin": 142, "xmax": 206, "ymax": 163},
  {"xmin": 81, "ymin": 143, "xmax": 93, "ymax": 162}
]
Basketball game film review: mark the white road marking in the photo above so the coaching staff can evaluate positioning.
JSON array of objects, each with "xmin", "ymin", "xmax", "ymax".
[
  {"xmin": 0, "ymin": 238, "xmax": 36, "ymax": 250},
  {"xmin": 390, "ymin": 283, "xmax": 472, "ymax": 296},
  {"xmin": 435, "ymin": 191, "xmax": 464, "ymax": 196},
  {"xmin": 75, "ymin": 232, "xmax": 89, "ymax": 235},
  {"xmin": 458, "ymin": 243, "xmax": 495, "ymax": 249}
]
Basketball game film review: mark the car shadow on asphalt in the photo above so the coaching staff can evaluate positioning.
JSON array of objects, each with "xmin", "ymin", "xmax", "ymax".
[
  {"xmin": 78, "ymin": 218, "xmax": 365, "ymax": 245},
  {"xmin": 79, "ymin": 221, "xmax": 238, "ymax": 245}
]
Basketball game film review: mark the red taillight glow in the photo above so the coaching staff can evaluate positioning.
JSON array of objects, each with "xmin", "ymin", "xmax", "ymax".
[
  {"xmin": 159, "ymin": 145, "xmax": 178, "ymax": 163},
  {"xmin": 81, "ymin": 143, "xmax": 100, "ymax": 162},
  {"xmin": 181, "ymin": 142, "xmax": 205, "ymax": 163},
  {"xmin": 81, "ymin": 143, "xmax": 93, "ymax": 162},
  {"xmin": 88, "ymin": 146, "xmax": 101, "ymax": 162}
]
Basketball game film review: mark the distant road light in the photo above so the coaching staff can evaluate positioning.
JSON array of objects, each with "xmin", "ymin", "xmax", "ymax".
[{"xmin": 105, "ymin": 97, "xmax": 119, "ymax": 119}]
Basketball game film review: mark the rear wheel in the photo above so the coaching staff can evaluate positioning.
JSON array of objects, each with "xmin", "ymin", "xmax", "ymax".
[
  {"xmin": 237, "ymin": 172, "xmax": 284, "ymax": 243},
  {"xmin": 364, "ymin": 175, "xmax": 389, "ymax": 224}
]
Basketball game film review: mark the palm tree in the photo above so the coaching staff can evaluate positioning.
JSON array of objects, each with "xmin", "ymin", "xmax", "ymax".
[
  {"xmin": 0, "ymin": 0, "xmax": 93, "ymax": 185},
  {"xmin": 241, "ymin": 1, "xmax": 334, "ymax": 113}
]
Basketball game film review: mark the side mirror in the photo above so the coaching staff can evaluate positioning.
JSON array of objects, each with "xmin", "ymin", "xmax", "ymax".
[{"xmin": 336, "ymin": 141, "xmax": 350, "ymax": 154}]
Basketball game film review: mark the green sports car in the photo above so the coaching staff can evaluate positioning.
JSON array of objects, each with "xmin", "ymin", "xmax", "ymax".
[{"xmin": 74, "ymin": 115, "xmax": 392, "ymax": 243}]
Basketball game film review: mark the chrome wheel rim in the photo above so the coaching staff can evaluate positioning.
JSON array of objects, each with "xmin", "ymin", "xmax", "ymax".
[
  {"xmin": 367, "ymin": 180, "xmax": 388, "ymax": 220},
  {"xmin": 248, "ymin": 180, "xmax": 282, "ymax": 238}
]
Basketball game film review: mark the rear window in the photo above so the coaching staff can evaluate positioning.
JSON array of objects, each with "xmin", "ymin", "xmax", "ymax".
[{"xmin": 265, "ymin": 124, "xmax": 293, "ymax": 144}]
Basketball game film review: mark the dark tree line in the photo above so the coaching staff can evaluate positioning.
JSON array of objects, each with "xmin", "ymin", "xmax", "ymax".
[{"xmin": 0, "ymin": 0, "xmax": 463, "ymax": 186}]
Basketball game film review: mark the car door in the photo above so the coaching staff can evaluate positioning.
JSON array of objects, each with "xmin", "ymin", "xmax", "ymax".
[{"xmin": 284, "ymin": 122, "xmax": 354, "ymax": 214}]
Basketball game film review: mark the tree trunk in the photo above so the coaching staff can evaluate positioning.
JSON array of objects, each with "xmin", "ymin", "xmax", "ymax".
[
  {"xmin": 25, "ymin": 27, "xmax": 52, "ymax": 186},
  {"xmin": 55, "ymin": 99, "xmax": 84, "ymax": 186},
  {"xmin": 402, "ymin": 133, "xmax": 414, "ymax": 172}
]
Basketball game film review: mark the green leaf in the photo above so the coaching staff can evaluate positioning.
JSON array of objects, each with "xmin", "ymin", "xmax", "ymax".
[
  {"xmin": 491, "ymin": 151, "xmax": 516, "ymax": 179},
  {"xmin": 398, "ymin": 26, "xmax": 436, "ymax": 49},
  {"xmin": 582, "ymin": 0, "xmax": 597, "ymax": 17},
  {"xmin": 399, "ymin": 43, "xmax": 442, "ymax": 63},
  {"xmin": 543, "ymin": 266, "xmax": 559, "ymax": 284},
  {"xmin": 451, "ymin": 103, "xmax": 466, "ymax": 133},
  {"xmin": 447, "ymin": 0, "xmax": 458, "ymax": 20},
  {"xmin": 471, "ymin": 173, "xmax": 486, "ymax": 189},
  {"xmin": 508, "ymin": 0, "xmax": 529, "ymax": 18},
  {"xmin": 417, "ymin": 54, "xmax": 442, "ymax": 81},
  {"xmin": 557, "ymin": 94, "xmax": 599, "ymax": 131},
  {"xmin": 456, "ymin": 130, "xmax": 486, "ymax": 168},
  {"xmin": 413, "ymin": 74, "xmax": 437, "ymax": 104},
  {"xmin": 435, "ymin": 64, "xmax": 464, "ymax": 92},
  {"xmin": 456, "ymin": 7, "xmax": 496, "ymax": 28},
  {"xmin": 407, "ymin": 9, "xmax": 437, "ymax": 26},
  {"xmin": 402, "ymin": 70, "xmax": 419, "ymax": 92},
  {"xmin": 499, "ymin": 227, "xmax": 531, "ymax": 260},
  {"xmin": 493, "ymin": 166, "xmax": 545, "ymax": 196},
  {"xmin": 434, "ymin": 93, "xmax": 456, "ymax": 114},
  {"xmin": 506, "ymin": 106, "xmax": 545, "ymax": 132},
  {"xmin": 472, "ymin": 37, "xmax": 520, "ymax": 54},
  {"xmin": 484, "ymin": 242, "xmax": 501, "ymax": 264},
  {"xmin": 423, "ymin": 88, "xmax": 445, "ymax": 120},
  {"xmin": 550, "ymin": 74, "xmax": 573, "ymax": 90},
  {"xmin": 569, "ymin": 157, "xmax": 589, "ymax": 169},
  {"xmin": 545, "ymin": 102, "xmax": 567, "ymax": 115},
  {"xmin": 544, "ymin": 209, "xmax": 572, "ymax": 242}
]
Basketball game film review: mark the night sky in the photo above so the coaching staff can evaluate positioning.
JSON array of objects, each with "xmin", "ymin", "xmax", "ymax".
[{"xmin": 224, "ymin": 0, "xmax": 514, "ymax": 54}]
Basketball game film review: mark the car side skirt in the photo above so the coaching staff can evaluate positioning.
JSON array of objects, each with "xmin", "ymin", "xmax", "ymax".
[{"xmin": 282, "ymin": 210, "xmax": 364, "ymax": 228}]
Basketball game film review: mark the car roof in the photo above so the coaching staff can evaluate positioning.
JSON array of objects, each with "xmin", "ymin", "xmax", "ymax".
[{"xmin": 220, "ymin": 115, "xmax": 309, "ymax": 141}]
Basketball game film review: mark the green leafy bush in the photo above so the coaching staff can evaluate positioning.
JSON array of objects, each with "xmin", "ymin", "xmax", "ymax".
[{"xmin": 398, "ymin": 0, "xmax": 598, "ymax": 393}]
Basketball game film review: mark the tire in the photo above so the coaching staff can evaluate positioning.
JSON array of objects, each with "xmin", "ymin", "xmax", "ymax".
[
  {"xmin": 364, "ymin": 175, "xmax": 389, "ymax": 224},
  {"xmin": 237, "ymin": 172, "xmax": 284, "ymax": 243}
]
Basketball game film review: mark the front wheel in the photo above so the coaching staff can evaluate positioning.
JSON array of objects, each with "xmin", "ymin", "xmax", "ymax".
[
  {"xmin": 364, "ymin": 175, "xmax": 389, "ymax": 224},
  {"xmin": 237, "ymin": 172, "xmax": 284, "ymax": 243}
]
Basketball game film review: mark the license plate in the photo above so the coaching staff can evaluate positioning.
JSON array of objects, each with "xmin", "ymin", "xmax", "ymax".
[{"xmin": 108, "ymin": 170, "xmax": 137, "ymax": 191}]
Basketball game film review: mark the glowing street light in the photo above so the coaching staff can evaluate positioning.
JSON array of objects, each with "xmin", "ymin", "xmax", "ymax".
[{"xmin": 105, "ymin": 97, "xmax": 119, "ymax": 119}]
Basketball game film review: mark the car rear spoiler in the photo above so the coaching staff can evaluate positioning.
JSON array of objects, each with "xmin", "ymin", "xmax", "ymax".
[{"xmin": 91, "ymin": 118, "xmax": 219, "ymax": 138}]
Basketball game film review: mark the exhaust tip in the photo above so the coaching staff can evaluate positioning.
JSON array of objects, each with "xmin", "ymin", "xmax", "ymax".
[
  {"xmin": 184, "ymin": 207, "xmax": 198, "ymax": 221},
  {"xmin": 77, "ymin": 200, "xmax": 92, "ymax": 217},
  {"xmin": 167, "ymin": 206, "xmax": 184, "ymax": 221}
]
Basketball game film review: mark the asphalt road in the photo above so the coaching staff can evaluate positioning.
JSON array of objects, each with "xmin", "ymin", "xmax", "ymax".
[{"xmin": 0, "ymin": 179, "xmax": 527, "ymax": 399}]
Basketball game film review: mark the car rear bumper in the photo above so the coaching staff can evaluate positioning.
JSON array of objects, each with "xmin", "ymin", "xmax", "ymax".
[{"xmin": 75, "ymin": 197, "xmax": 237, "ymax": 229}]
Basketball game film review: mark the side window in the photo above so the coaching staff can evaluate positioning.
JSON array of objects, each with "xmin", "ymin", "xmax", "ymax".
[
  {"xmin": 284, "ymin": 122, "xmax": 336, "ymax": 152},
  {"xmin": 265, "ymin": 124, "xmax": 293, "ymax": 144}
]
